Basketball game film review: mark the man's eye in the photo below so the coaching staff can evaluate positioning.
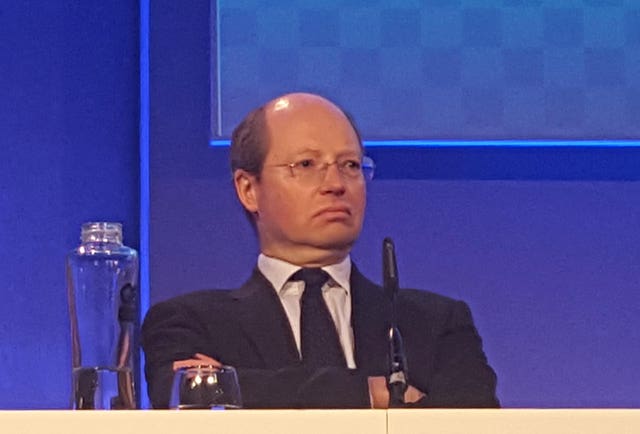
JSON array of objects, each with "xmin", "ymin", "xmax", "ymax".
[
  {"xmin": 297, "ymin": 159, "xmax": 315, "ymax": 169},
  {"xmin": 343, "ymin": 160, "xmax": 361, "ymax": 170}
]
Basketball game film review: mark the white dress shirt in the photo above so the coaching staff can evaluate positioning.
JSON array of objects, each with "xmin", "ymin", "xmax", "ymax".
[{"xmin": 257, "ymin": 253, "xmax": 357, "ymax": 369}]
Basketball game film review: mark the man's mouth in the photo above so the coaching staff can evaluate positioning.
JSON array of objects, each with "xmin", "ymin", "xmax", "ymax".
[{"xmin": 314, "ymin": 206, "xmax": 351, "ymax": 217}]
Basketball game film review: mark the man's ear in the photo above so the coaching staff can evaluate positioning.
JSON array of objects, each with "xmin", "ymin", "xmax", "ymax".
[{"xmin": 233, "ymin": 169, "xmax": 259, "ymax": 213}]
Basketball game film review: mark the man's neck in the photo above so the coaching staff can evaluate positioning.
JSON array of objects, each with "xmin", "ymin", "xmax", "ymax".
[{"xmin": 260, "ymin": 245, "xmax": 350, "ymax": 268}]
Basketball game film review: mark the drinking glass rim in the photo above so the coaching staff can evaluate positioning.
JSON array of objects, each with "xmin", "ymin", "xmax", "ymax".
[{"xmin": 175, "ymin": 365, "xmax": 236, "ymax": 372}]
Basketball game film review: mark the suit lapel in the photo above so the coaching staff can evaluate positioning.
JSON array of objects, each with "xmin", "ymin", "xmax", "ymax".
[
  {"xmin": 232, "ymin": 269, "xmax": 300, "ymax": 368},
  {"xmin": 351, "ymin": 265, "xmax": 391, "ymax": 376}
]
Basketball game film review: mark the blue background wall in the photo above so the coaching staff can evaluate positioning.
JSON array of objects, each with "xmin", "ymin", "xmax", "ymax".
[
  {"xmin": 0, "ymin": 2, "xmax": 139, "ymax": 408},
  {"xmin": 1, "ymin": 0, "xmax": 639, "ymax": 409}
]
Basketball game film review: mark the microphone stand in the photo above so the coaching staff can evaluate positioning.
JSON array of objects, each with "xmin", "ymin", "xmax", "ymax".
[{"xmin": 383, "ymin": 238, "xmax": 408, "ymax": 407}]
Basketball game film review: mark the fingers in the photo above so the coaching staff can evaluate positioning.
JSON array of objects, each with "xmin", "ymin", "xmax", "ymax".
[
  {"xmin": 194, "ymin": 353, "xmax": 222, "ymax": 367},
  {"xmin": 172, "ymin": 359, "xmax": 204, "ymax": 371},
  {"xmin": 367, "ymin": 376, "xmax": 426, "ymax": 408},
  {"xmin": 172, "ymin": 354, "xmax": 222, "ymax": 372},
  {"xmin": 367, "ymin": 376, "xmax": 389, "ymax": 409},
  {"xmin": 404, "ymin": 385, "xmax": 426, "ymax": 404}
]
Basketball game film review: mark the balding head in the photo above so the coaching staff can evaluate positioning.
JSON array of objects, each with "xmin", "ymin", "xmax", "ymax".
[
  {"xmin": 265, "ymin": 93, "xmax": 345, "ymax": 120},
  {"xmin": 230, "ymin": 93, "xmax": 362, "ymax": 178}
]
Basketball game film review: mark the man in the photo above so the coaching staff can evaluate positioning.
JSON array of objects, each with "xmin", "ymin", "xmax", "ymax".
[{"xmin": 142, "ymin": 93, "xmax": 499, "ymax": 408}]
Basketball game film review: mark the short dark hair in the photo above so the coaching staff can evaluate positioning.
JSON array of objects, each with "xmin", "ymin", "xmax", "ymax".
[
  {"xmin": 229, "ymin": 105, "xmax": 268, "ymax": 228},
  {"xmin": 230, "ymin": 105, "xmax": 268, "ymax": 178}
]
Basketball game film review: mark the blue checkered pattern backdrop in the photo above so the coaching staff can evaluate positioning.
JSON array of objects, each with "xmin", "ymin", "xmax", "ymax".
[{"xmin": 217, "ymin": 0, "xmax": 640, "ymax": 139}]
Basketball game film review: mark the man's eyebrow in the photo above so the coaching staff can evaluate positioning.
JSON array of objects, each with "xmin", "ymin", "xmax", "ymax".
[
  {"xmin": 336, "ymin": 148, "xmax": 363, "ymax": 158},
  {"xmin": 290, "ymin": 147, "xmax": 322, "ymax": 156},
  {"xmin": 296, "ymin": 150, "xmax": 362, "ymax": 158},
  {"xmin": 287, "ymin": 146, "xmax": 362, "ymax": 159}
]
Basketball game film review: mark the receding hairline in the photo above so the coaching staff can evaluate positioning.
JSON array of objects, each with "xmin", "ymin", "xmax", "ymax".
[{"xmin": 261, "ymin": 93, "xmax": 364, "ymax": 151}]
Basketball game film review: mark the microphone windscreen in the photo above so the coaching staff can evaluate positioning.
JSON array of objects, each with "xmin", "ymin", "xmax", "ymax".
[{"xmin": 383, "ymin": 237, "xmax": 399, "ymax": 299}]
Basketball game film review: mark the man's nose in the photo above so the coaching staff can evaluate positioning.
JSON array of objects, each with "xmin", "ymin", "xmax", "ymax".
[{"xmin": 319, "ymin": 162, "xmax": 347, "ymax": 194}]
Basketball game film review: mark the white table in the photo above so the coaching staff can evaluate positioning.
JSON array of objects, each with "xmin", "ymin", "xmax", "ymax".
[
  {"xmin": 2, "ymin": 409, "xmax": 639, "ymax": 434},
  {"xmin": 388, "ymin": 409, "xmax": 640, "ymax": 434}
]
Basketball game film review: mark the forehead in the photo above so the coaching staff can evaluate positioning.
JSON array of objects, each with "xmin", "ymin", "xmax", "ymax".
[{"xmin": 263, "ymin": 98, "xmax": 361, "ymax": 158}]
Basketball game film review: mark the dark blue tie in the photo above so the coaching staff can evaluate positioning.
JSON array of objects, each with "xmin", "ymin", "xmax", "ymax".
[{"xmin": 292, "ymin": 268, "xmax": 346, "ymax": 368}]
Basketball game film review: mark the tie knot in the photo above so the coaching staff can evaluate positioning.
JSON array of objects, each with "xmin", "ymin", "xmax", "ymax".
[{"xmin": 290, "ymin": 268, "xmax": 329, "ymax": 290}]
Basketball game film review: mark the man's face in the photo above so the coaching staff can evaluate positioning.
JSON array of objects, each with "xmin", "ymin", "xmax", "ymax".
[{"xmin": 240, "ymin": 95, "xmax": 366, "ymax": 265}]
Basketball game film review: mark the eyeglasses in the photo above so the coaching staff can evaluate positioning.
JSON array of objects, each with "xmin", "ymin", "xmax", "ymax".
[{"xmin": 265, "ymin": 156, "xmax": 375, "ymax": 185}]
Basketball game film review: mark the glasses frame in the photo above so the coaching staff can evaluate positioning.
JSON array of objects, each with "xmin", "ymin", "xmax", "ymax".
[{"xmin": 265, "ymin": 155, "xmax": 375, "ymax": 184}]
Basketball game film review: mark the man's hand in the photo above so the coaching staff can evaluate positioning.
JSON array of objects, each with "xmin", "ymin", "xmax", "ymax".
[
  {"xmin": 172, "ymin": 353, "xmax": 222, "ymax": 371},
  {"xmin": 367, "ymin": 376, "xmax": 426, "ymax": 409}
]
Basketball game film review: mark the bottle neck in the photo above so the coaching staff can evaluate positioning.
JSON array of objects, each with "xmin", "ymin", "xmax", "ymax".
[{"xmin": 80, "ymin": 222, "xmax": 123, "ymax": 245}]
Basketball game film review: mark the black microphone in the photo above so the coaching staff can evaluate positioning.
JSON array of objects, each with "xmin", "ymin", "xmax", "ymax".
[
  {"xmin": 383, "ymin": 238, "xmax": 399, "ymax": 302},
  {"xmin": 383, "ymin": 237, "xmax": 408, "ymax": 407}
]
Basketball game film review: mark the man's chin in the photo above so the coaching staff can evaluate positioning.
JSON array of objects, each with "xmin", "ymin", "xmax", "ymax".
[{"xmin": 308, "ymin": 231, "xmax": 359, "ymax": 251}]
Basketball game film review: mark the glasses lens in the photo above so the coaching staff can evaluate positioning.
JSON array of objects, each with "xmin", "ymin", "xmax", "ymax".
[{"xmin": 362, "ymin": 156, "xmax": 375, "ymax": 181}]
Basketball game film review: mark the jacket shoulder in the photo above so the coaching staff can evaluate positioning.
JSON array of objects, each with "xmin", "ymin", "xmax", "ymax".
[
  {"xmin": 400, "ymin": 287, "xmax": 462, "ymax": 307},
  {"xmin": 154, "ymin": 288, "xmax": 232, "ymax": 308},
  {"xmin": 143, "ymin": 288, "xmax": 234, "ymax": 325}
]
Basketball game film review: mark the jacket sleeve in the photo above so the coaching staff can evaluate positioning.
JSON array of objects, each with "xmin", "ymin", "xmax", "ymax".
[
  {"xmin": 141, "ymin": 298, "xmax": 213, "ymax": 408},
  {"xmin": 419, "ymin": 300, "xmax": 499, "ymax": 408}
]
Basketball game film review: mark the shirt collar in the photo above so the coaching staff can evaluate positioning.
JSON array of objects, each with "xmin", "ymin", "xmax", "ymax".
[{"xmin": 257, "ymin": 253, "xmax": 352, "ymax": 296}]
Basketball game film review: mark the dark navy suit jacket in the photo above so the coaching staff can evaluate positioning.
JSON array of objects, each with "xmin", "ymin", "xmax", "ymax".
[{"xmin": 142, "ymin": 266, "xmax": 499, "ymax": 408}]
